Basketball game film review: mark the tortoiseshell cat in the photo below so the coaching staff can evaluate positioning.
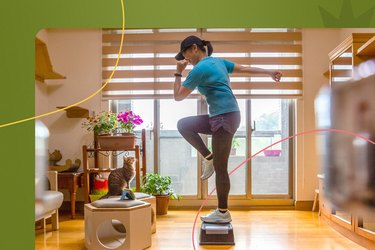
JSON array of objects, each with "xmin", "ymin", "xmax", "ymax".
[{"xmin": 101, "ymin": 156, "xmax": 136, "ymax": 199}]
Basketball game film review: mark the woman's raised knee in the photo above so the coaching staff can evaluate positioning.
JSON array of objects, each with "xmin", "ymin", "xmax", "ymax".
[{"xmin": 177, "ymin": 117, "xmax": 189, "ymax": 133}]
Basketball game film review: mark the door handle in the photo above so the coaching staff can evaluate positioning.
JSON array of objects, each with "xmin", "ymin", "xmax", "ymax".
[{"xmin": 251, "ymin": 121, "xmax": 256, "ymax": 133}]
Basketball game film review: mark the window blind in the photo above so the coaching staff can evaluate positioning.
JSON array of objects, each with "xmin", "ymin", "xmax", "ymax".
[{"xmin": 102, "ymin": 28, "xmax": 302, "ymax": 100}]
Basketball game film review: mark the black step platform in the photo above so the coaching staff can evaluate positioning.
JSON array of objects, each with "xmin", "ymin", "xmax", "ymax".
[{"xmin": 199, "ymin": 222, "xmax": 235, "ymax": 245}]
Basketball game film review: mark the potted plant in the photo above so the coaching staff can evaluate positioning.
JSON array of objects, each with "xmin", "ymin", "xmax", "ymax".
[
  {"xmin": 231, "ymin": 137, "xmax": 240, "ymax": 155},
  {"xmin": 117, "ymin": 110, "xmax": 143, "ymax": 134},
  {"xmin": 82, "ymin": 110, "xmax": 143, "ymax": 149},
  {"xmin": 140, "ymin": 173, "xmax": 180, "ymax": 215},
  {"xmin": 82, "ymin": 110, "xmax": 117, "ymax": 135}
]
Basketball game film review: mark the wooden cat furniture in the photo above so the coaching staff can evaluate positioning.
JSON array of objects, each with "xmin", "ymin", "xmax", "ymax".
[
  {"xmin": 84, "ymin": 198, "xmax": 151, "ymax": 250},
  {"xmin": 134, "ymin": 192, "xmax": 157, "ymax": 233}
]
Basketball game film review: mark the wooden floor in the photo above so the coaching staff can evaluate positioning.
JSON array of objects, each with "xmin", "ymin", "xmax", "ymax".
[{"xmin": 35, "ymin": 210, "xmax": 365, "ymax": 250}]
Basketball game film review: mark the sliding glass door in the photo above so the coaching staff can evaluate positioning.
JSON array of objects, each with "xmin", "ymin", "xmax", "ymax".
[
  {"xmin": 159, "ymin": 99, "xmax": 198, "ymax": 196},
  {"xmin": 112, "ymin": 98, "xmax": 293, "ymax": 202},
  {"xmin": 251, "ymin": 99, "xmax": 291, "ymax": 197}
]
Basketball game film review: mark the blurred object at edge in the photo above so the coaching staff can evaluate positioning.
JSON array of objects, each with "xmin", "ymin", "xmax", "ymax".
[{"xmin": 315, "ymin": 59, "xmax": 375, "ymax": 219}]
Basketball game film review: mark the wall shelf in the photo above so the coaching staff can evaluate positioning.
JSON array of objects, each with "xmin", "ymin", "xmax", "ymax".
[
  {"xmin": 35, "ymin": 38, "xmax": 65, "ymax": 82},
  {"xmin": 357, "ymin": 36, "xmax": 375, "ymax": 57},
  {"xmin": 57, "ymin": 106, "xmax": 89, "ymax": 118}
]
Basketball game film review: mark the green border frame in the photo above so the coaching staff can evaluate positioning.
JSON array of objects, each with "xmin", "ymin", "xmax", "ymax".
[{"xmin": 0, "ymin": 0, "xmax": 374, "ymax": 248}]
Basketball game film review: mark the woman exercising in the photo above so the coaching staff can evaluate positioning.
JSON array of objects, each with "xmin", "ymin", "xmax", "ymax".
[{"xmin": 174, "ymin": 35, "xmax": 282, "ymax": 223}]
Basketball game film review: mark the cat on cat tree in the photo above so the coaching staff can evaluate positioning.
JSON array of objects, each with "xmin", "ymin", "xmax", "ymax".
[{"xmin": 100, "ymin": 156, "xmax": 136, "ymax": 199}]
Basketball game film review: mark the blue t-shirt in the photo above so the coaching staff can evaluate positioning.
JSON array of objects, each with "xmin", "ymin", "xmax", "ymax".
[{"xmin": 182, "ymin": 57, "xmax": 240, "ymax": 117}]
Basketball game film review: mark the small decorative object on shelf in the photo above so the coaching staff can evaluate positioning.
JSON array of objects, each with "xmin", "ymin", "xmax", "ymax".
[
  {"xmin": 49, "ymin": 149, "xmax": 62, "ymax": 166},
  {"xmin": 48, "ymin": 149, "xmax": 81, "ymax": 172},
  {"xmin": 93, "ymin": 175, "xmax": 108, "ymax": 191},
  {"xmin": 120, "ymin": 188, "xmax": 136, "ymax": 200},
  {"xmin": 89, "ymin": 175, "xmax": 108, "ymax": 202}
]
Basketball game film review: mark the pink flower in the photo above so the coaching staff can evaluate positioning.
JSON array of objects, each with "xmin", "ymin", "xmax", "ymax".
[
  {"xmin": 132, "ymin": 115, "xmax": 143, "ymax": 125},
  {"xmin": 117, "ymin": 112, "xmax": 130, "ymax": 123},
  {"xmin": 116, "ymin": 110, "xmax": 143, "ymax": 133}
]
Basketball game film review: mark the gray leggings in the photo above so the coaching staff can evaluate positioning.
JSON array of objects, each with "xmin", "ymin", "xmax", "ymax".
[{"xmin": 177, "ymin": 111, "xmax": 241, "ymax": 209}]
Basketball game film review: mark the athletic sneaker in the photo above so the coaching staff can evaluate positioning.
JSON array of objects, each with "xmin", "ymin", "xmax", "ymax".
[
  {"xmin": 200, "ymin": 209, "xmax": 232, "ymax": 223},
  {"xmin": 200, "ymin": 158, "xmax": 215, "ymax": 180}
]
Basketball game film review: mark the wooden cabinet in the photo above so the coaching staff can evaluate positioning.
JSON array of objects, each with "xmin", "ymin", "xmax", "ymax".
[
  {"xmin": 319, "ymin": 32, "xmax": 375, "ymax": 249},
  {"xmin": 317, "ymin": 174, "xmax": 331, "ymax": 218},
  {"xmin": 318, "ymin": 174, "xmax": 375, "ymax": 248},
  {"xmin": 329, "ymin": 33, "xmax": 375, "ymax": 87}
]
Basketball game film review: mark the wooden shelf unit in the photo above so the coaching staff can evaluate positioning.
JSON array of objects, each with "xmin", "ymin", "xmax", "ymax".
[
  {"xmin": 35, "ymin": 38, "xmax": 65, "ymax": 82},
  {"xmin": 57, "ymin": 106, "xmax": 89, "ymax": 118},
  {"xmin": 82, "ymin": 129, "xmax": 147, "ymax": 204},
  {"xmin": 328, "ymin": 33, "xmax": 375, "ymax": 87}
]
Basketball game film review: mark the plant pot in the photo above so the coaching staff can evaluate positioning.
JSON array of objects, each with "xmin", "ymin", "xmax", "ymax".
[
  {"xmin": 264, "ymin": 149, "xmax": 282, "ymax": 157},
  {"xmin": 156, "ymin": 195, "xmax": 170, "ymax": 215},
  {"xmin": 89, "ymin": 194, "xmax": 103, "ymax": 203},
  {"xmin": 97, "ymin": 133, "xmax": 136, "ymax": 150}
]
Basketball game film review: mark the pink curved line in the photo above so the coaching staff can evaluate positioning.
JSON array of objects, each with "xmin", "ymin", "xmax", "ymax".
[{"xmin": 192, "ymin": 128, "xmax": 375, "ymax": 249}]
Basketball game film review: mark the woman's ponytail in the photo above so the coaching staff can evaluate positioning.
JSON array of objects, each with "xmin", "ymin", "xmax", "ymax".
[
  {"xmin": 205, "ymin": 41, "xmax": 213, "ymax": 56},
  {"xmin": 200, "ymin": 40, "xmax": 213, "ymax": 56}
]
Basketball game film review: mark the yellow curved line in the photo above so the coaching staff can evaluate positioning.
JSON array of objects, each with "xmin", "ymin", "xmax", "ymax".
[{"xmin": 0, "ymin": 0, "xmax": 125, "ymax": 128}]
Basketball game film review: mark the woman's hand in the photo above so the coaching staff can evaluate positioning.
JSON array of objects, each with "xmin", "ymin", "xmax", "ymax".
[
  {"xmin": 270, "ymin": 71, "xmax": 282, "ymax": 82},
  {"xmin": 176, "ymin": 59, "xmax": 189, "ymax": 74}
]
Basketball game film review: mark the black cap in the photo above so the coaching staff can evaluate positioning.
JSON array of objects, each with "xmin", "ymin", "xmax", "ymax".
[{"xmin": 175, "ymin": 35, "xmax": 205, "ymax": 61}]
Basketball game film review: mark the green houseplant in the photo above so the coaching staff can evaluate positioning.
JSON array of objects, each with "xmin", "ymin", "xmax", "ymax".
[
  {"xmin": 231, "ymin": 137, "xmax": 240, "ymax": 155},
  {"xmin": 140, "ymin": 173, "xmax": 180, "ymax": 215}
]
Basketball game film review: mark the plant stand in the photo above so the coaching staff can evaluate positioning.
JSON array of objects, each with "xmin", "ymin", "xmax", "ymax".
[{"xmin": 82, "ymin": 145, "xmax": 142, "ymax": 204}]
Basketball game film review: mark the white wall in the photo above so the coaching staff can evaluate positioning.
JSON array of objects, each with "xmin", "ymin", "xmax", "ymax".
[
  {"xmin": 296, "ymin": 29, "xmax": 341, "ymax": 201},
  {"xmin": 35, "ymin": 28, "xmax": 103, "ymax": 201},
  {"xmin": 36, "ymin": 28, "xmax": 103, "ymax": 166},
  {"xmin": 35, "ymin": 29, "xmax": 49, "ymax": 121}
]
